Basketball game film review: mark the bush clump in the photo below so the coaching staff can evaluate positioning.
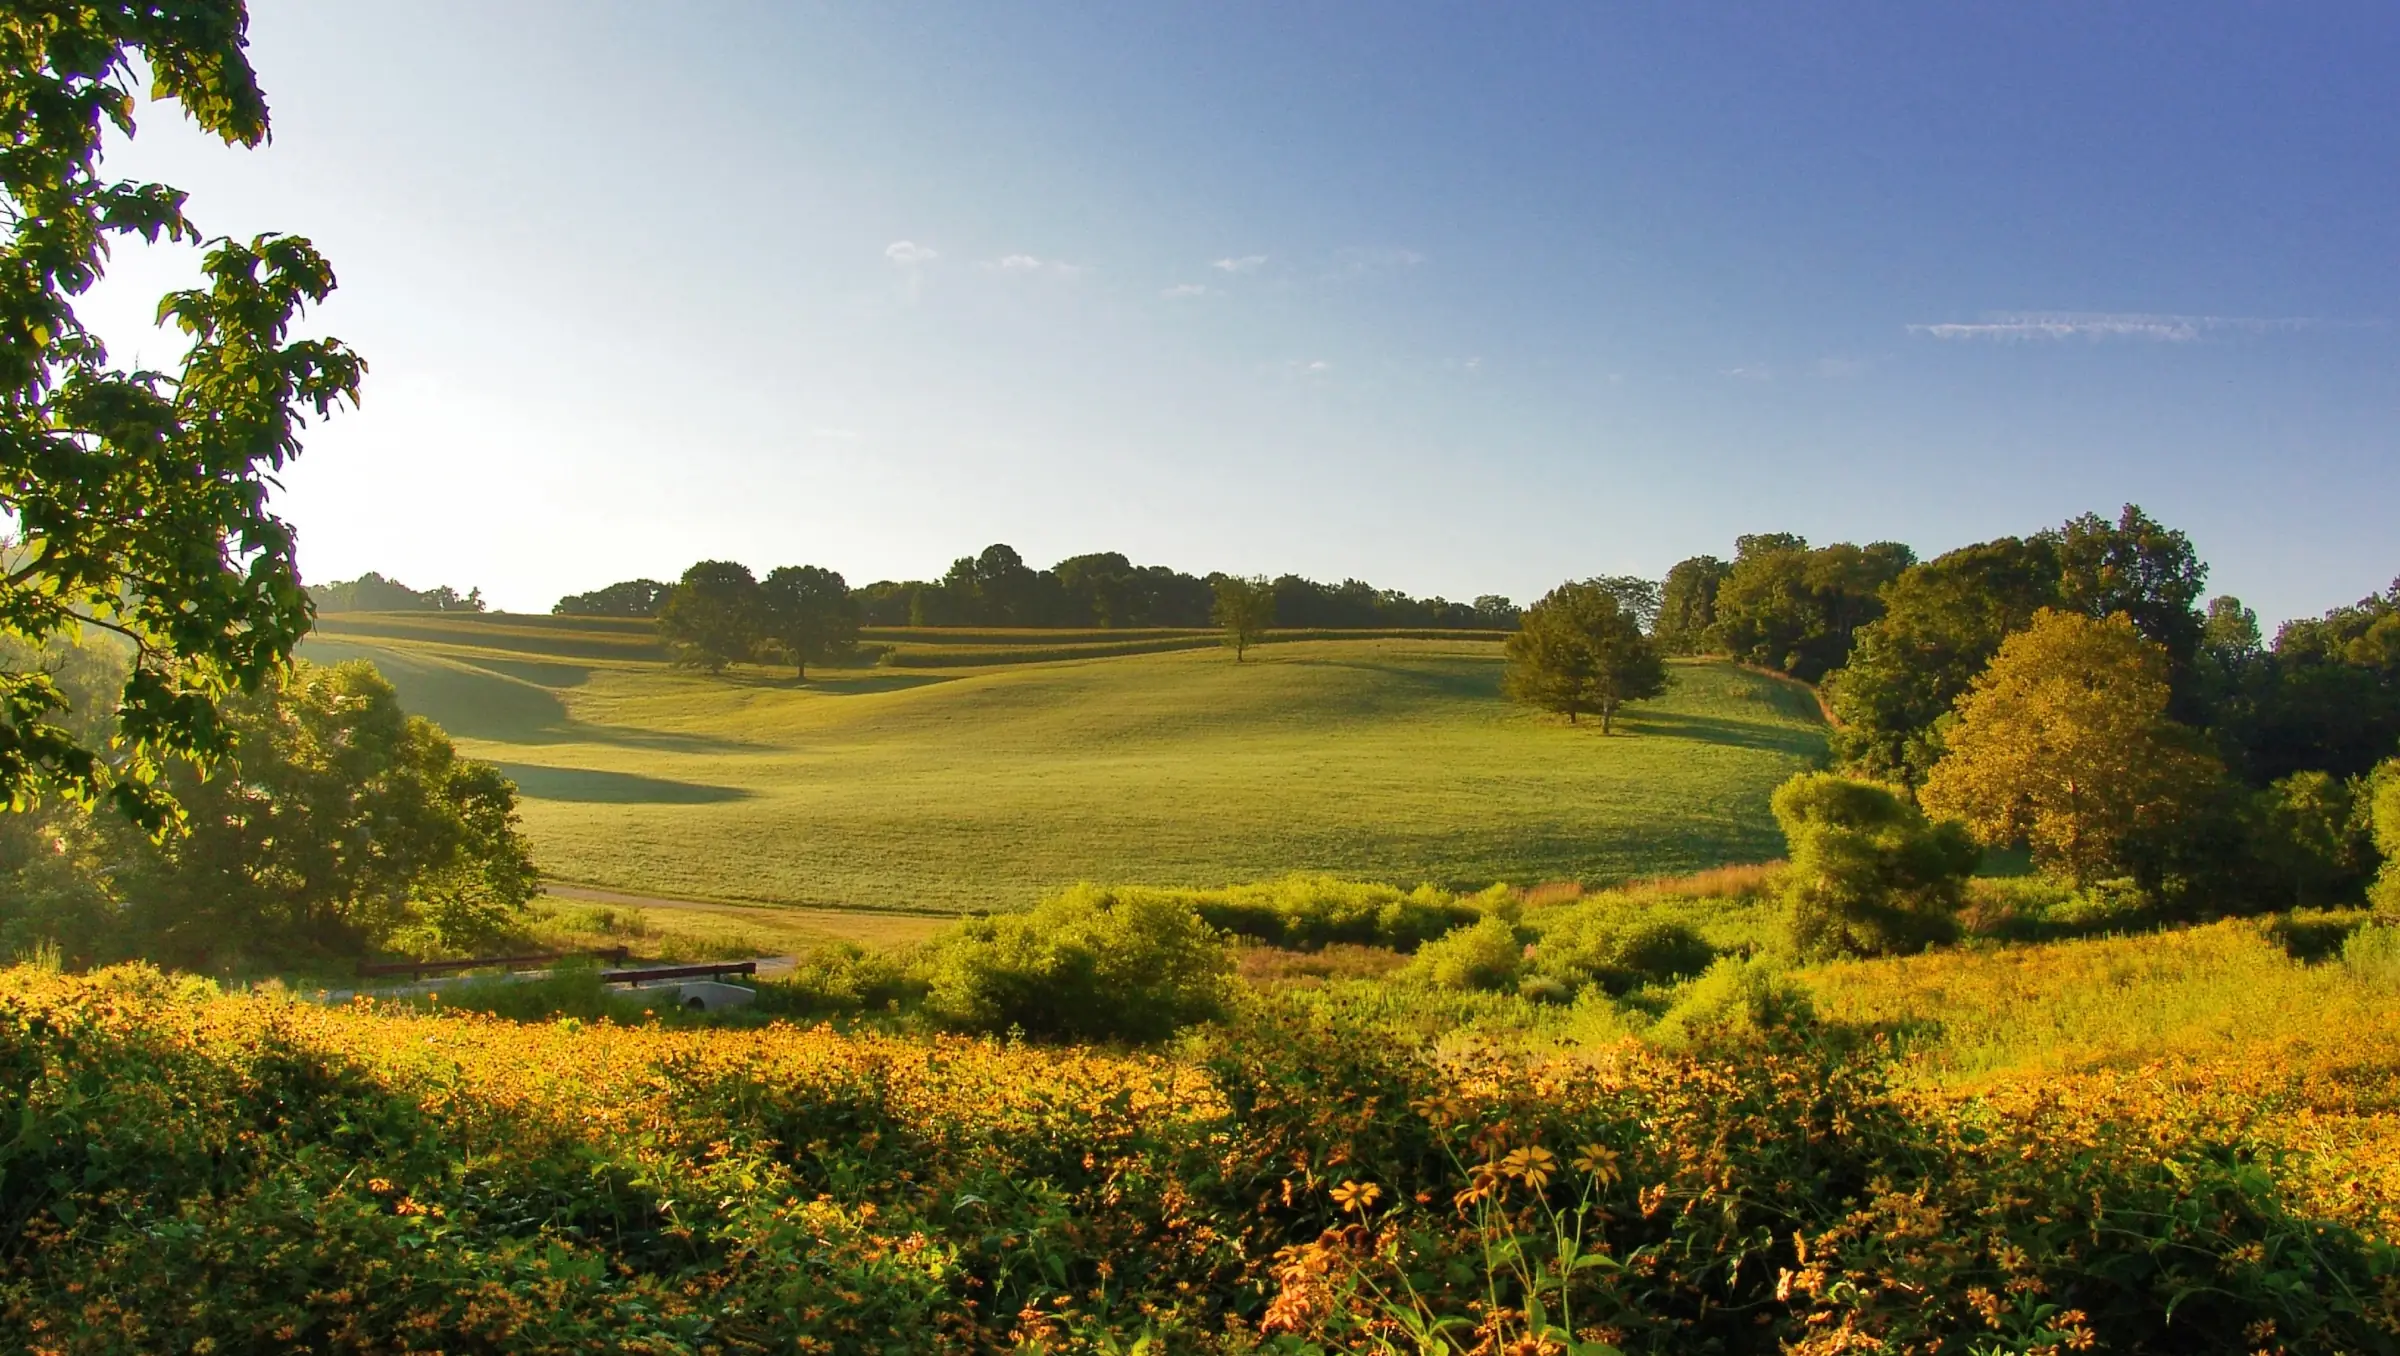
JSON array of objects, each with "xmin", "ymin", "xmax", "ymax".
[
  {"xmin": 1774, "ymin": 772, "xmax": 1978, "ymax": 958},
  {"xmin": 1402, "ymin": 915, "xmax": 1527, "ymax": 992},
  {"xmin": 1530, "ymin": 903, "xmax": 1717, "ymax": 996},
  {"xmin": 1647, "ymin": 953, "xmax": 1817, "ymax": 1049},
  {"xmin": 922, "ymin": 885, "xmax": 1233, "ymax": 1041},
  {"xmin": 763, "ymin": 942, "xmax": 928, "ymax": 1018},
  {"xmin": 1170, "ymin": 874, "xmax": 1497, "ymax": 951}
]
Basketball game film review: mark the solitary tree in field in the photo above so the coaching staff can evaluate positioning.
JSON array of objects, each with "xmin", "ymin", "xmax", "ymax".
[
  {"xmin": 1919, "ymin": 609, "xmax": 2223, "ymax": 886},
  {"xmin": 658, "ymin": 561, "xmax": 763, "ymax": 674},
  {"xmin": 0, "ymin": 5, "xmax": 366, "ymax": 831},
  {"xmin": 759, "ymin": 565, "xmax": 859, "ymax": 679},
  {"xmin": 1213, "ymin": 575, "xmax": 1275, "ymax": 662},
  {"xmin": 1504, "ymin": 582, "xmax": 1669, "ymax": 731}
]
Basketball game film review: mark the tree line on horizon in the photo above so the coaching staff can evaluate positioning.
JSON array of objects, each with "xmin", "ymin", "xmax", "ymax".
[{"xmin": 548, "ymin": 543, "xmax": 1524, "ymax": 632}]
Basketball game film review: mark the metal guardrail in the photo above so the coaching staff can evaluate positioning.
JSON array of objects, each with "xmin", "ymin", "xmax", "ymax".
[
  {"xmin": 357, "ymin": 947, "xmax": 631, "ymax": 980},
  {"xmin": 600, "ymin": 961, "xmax": 757, "ymax": 985}
]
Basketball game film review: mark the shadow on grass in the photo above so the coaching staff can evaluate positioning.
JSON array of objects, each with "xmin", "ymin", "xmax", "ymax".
[
  {"xmin": 1616, "ymin": 710, "xmax": 1829, "ymax": 759},
  {"xmin": 700, "ymin": 669, "xmax": 957, "ymax": 695},
  {"xmin": 467, "ymin": 656, "xmax": 594, "ymax": 689},
  {"xmin": 1286, "ymin": 657, "xmax": 1502, "ymax": 703},
  {"xmin": 493, "ymin": 762, "xmax": 755, "ymax": 805},
  {"xmin": 303, "ymin": 638, "xmax": 768, "ymax": 752}
]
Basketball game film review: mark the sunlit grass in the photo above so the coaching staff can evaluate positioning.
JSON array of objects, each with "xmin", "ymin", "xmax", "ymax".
[
  {"xmin": 1803, "ymin": 916, "xmax": 2395, "ymax": 1082},
  {"xmin": 300, "ymin": 616, "xmax": 1829, "ymax": 912}
]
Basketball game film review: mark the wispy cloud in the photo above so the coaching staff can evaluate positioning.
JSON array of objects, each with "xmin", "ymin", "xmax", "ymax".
[
  {"xmin": 1160, "ymin": 282, "xmax": 1209, "ymax": 299},
  {"xmin": 1212, "ymin": 254, "xmax": 1267, "ymax": 274},
  {"xmin": 1908, "ymin": 311, "xmax": 2320, "ymax": 342},
  {"xmin": 987, "ymin": 253, "xmax": 1083, "ymax": 279},
  {"xmin": 1721, "ymin": 365, "xmax": 1774, "ymax": 381},
  {"xmin": 884, "ymin": 240, "xmax": 937, "ymax": 265},
  {"xmin": 1285, "ymin": 358, "xmax": 1332, "ymax": 378}
]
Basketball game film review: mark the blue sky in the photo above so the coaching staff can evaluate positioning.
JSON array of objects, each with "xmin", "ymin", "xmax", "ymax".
[{"xmin": 86, "ymin": 2, "xmax": 2400, "ymax": 624}]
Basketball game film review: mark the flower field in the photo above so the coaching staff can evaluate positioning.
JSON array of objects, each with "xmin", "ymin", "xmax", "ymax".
[{"xmin": 10, "ymin": 953, "xmax": 2400, "ymax": 1354}]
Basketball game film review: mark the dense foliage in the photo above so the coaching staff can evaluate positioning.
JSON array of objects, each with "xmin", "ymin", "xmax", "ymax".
[
  {"xmin": 1921, "ymin": 611, "xmax": 2223, "ymax": 889},
  {"xmin": 0, "ymin": 1, "xmax": 363, "ymax": 830},
  {"xmin": 1773, "ymin": 773, "xmax": 1976, "ymax": 957},
  {"xmin": 0, "ymin": 656, "xmax": 538, "ymax": 971},
  {"xmin": 552, "ymin": 577, "xmax": 669, "ymax": 617},
  {"xmin": 1698, "ymin": 534, "xmax": 1914, "ymax": 683},
  {"xmin": 920, "ymin": 885, "xmax": 1235, "ymax": 1042},
  {"xmin": 1503, "ymin": 581, "xmax": 1668, "ymax": 730},
  {"xmin": 11, "ymin": 960, "xmax": 2400, "ymax": 1353},
  {"xmin": 653, "ymin": 559, "xmax": 861, "ymax": 677},
  {"xmin": 1101, "ymin": 876, "xmax": 1497, "ymax": 953}
]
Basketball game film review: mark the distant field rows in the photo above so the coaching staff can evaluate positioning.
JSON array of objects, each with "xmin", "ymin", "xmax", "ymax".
[
  {"xmin": 313, "ymin": 613, "xmax": 1506, "ymax": 669},
  {"xmin": 300, "ymin": 612, "xmax": 1827, "ymax": 913}
]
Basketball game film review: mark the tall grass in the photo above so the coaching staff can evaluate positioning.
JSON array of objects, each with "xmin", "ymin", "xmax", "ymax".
[{"xmin": 1804, "ymin": 917, "xmax": 2400, "ymax": 1081}]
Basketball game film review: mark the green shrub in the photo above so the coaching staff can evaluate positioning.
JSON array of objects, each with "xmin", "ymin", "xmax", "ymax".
[
  {"xmin": 1530, "ymin": 902, "xmax": 1716, "ymax": 996},
  {"xmin": 1648, "ymin": 954, "xmax": 1816, "ymax": 1049},
  {"xmin": 922, "ymin": 886, "xmax": 1232, "ymax": 1042},
  {"xmin": 759, "ymin": 942, "xmax": 927, "ymax": 1019},
  {"xmin": 1171, "ymin": 874, "xmax": 1495, "ymax": 951},
  {"xmin": 2371, "ymin": 758, "xmax": 2400, "ymax": 915},
  {"xmin": 2343, "ymin": 921, "xmax": 2400, "ymax": 986},
  {"xmin": 2243, "ymin": 770, "xmax": 2376, "ymax": 909},
  {"xmin": 1774, "ymin": 772, "xmax": 1978, "ymax": 958},
  {"xmin": 1402, "ymin": 915, "xmax": 1526, "ymax": 992}
]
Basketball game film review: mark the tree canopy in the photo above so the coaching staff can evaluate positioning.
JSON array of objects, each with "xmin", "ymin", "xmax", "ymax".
[
  {"xmin": 1212, "ymin": 575, "xmax": 1275, "ymax": 662},
  {"xmin": 0, "ymin": 3, "xmax": 364, "ymax": 831},
  {"xmin": 1503, "ymin": 581, "xmax": 1669, "ymax": 731},
  {"xmin": 1705, "ymin": 536, "xmax": 1914, "ymax": 682},
  {"xmin": 554, "ymin": 578, "xmax": 670, "ymax": 618},
  {"xmin": 657, "ymin": 561, "xmax": 762, "ymax": 673},
  {"xmin": 759, "ymin": 564, "xmax": 859, "ymax": 679},
  {"xmin": 308, "ymin": 572, "xmax": 484, "ymax": 614},
  {"xmin": 1920, "ymin": 610, "xmax": 2224, "ymax": 887},
  {"xmin": 0, "ymin": 656, "xmax": 539, "ymax": 970},
  {"xmin": 1825, "ymin": 535, "xmax": 2063, "ymax": 784},
  {"xmin": 1653, "ymin": 555, "xmax": 1729, "ymax": 655}
]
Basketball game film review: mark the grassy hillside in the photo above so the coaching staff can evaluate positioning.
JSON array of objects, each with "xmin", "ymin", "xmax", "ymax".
[{"xmin": 300, "ymin": 613, "xmax": 1828, "ymax": 911}]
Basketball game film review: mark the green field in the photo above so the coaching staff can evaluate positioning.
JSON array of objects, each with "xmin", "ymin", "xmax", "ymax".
[{"xmin": 301, "ymin": 614, "xmax": 1829, "ymax": 912}]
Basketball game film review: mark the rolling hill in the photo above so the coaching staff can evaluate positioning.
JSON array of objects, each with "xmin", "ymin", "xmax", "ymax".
[{"xmin": 301, "ymin": 614, "xmax": 1829, "ymax": 911}]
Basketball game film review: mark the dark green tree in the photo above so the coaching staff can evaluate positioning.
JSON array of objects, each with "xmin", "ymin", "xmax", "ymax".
[
  {"xmin": 2242, "ymin": 581, "xmax": 2400, "ymax": 782},
  {"xmin": 1773, "ymin": 772, "xmax": 1977, "ymax": 959},
  {"xmin": 554, "ymin": 579, "xmax": 670, "ymax": 617},
  {"xmin": 309, "ymin": 573, "xmax": 484, "ymax": 613},
  {"xmin": 1212, "ymin": 574, "xmax": 1275, "ymax": 661},
  {"xmin": 2239, "ymin": 771, "xmax": 2375, "ymax": 910},
  {"xmin": 1707, "ymin": 536, "xmax": 1912, "ymax": 682},
  {"xmin": 0, "ymin": 657, "xmax": 539, "ymax": 970},
  {"xmin": 1504, "ymin": 581, "xmax": 1669, "ymax": 731},
  {"xmin": 0, "ymin": 4, "xmax": 365, "ymax": 831},
  {"xmin": 1827, "ymin": 536, "xmax": 2063, "ymax": 784},
  {"xmin": 657, "ymin": 561, "xmax": 762, "ymax": 674},
  {"xmin": 1653, "ymin": 555, "xmax": 1730, "ymax": 653},
  {"xmin": 2056, "ymin": 504, "xmax": 2209, "ymax": 696},
  {"xmin": 759, "ymin": 564, "xmax": 858, "ymax": 679}
]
